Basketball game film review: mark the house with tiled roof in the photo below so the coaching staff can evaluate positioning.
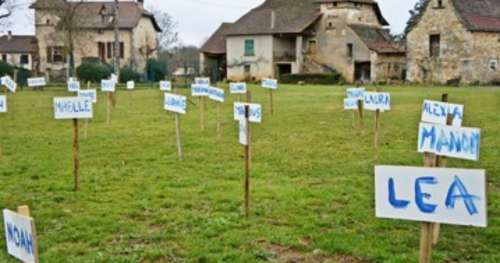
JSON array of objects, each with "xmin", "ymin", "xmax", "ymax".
[
  {"xmin": 30, "ymin": 0, "xmax": 161, "ymax": 80},
  {"xmin": 201, "ymin": 0, "xmax": 405, "ymax": 83},
  {"xmin": 199, "ymin": 23, "xmax": 233, "ymax": 82},
  {"xmin": 0, "ymin": 32, "xmax": 38, "ymax": 71},
  {"xmin": 406, "ymin": 0, "xmax": 500, "ymax": 84}
]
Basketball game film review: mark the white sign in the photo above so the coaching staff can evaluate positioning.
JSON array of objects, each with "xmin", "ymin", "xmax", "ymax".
[
  {"xmin": 0, "ymin": 95, "xmax": 6, "ymax": 112},
  {"xmin": 54, "ymin": 97, "xmax": 93, "ymax": 120},
  {"xmin": 234, "ymin": 102, "xmax": 262, "ymax": 123},
  {"xmin": 111, "ymin": 74, "xmax": 118, "ymax": 84},
  {"xmin": 346, "ymin": 88, "xmax": 365, "ymax": 100},
  {"xmin": 230, "ymin": 82, "xmax": 247, "ymax": 94},
  {"xmin": 191, "ymin": 84, "xmax": 210, "ymax": 97},
  {"xmin": 194, "ymin": 77, "xmax": 210, "ymax": 86},
  {"xmin": 127, "ymin": 81, "xmax": 135, "ymax": 90},
  {"xmin": 208, "ymin": 87, "xmax": 224, "ymax": 102},
  {"xmin": 418, "ymin": 122, "xmax": 480, "ymax": 161},
  {"xmin": 421, "ymin": 100, "xmax": 464, "ymax": 127},
  {"xmin": 344, "ymin": 98, "xmax": 359, "ymax": 110},
  {"xmin": 101, "ymin": 80, "xmax": 115, "ymax": 92},
  {"xmin": 3, "ymin": 209, "xmax": 38, "ymax": 263},
  {"xmin": 2, "ymin": 76, "xmax": 16, "ymax": 93},
  {"xmin": 239, "ymin": 120, "xmax": 248, "ymax": 146},
  {"xmin": 164, "ymin": 93, "xmax": 187, "ymax": 114},
  {"xmin": 27, "ymin": 77, "xmax": 46, "ymax": 88},
  {"xmin": 375, "ymin": 165, "xmax": 487, "ymax": 227},
  {"xmin": 364, "ymin": 92, "xmax": 391, "ymax": 112},
  {"xmin": 262, "ymin": 79, "xmax": 278, "ymax": 90},
  {"xmin": 67, "ymin": 80, "xmax": 80, "ymax": 92},
  {"xmin": 78, "ymin": 89, "xmax": 97, "ymax": 103},
  {"xmin": 160, "ymin": 81, "xmax": 172, "ymax": 91}
]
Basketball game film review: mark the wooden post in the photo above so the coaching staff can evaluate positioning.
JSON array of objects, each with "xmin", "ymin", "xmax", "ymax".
[
  {"xmin": 73, "ymin": 119, "xmax": 80, "ymax": 191},
  {"xmin": 174, "ymin": 113, "xmax": 183, "ymax": 161},
  {"xmin": 269, "ymin": 89, "xmax": 274, "ymax": 116},
  {"xmin": 106, "ymin": 93, "xmax": 112, "ymax": 125},
  {"xmin": 200, "ymin": 97, "xmax": 205, "ymax": 132},
  {"xmin": 244, "ymin": 104, "xmax": 251, "ymax": 218},
  {"xmin": 357, "ymin": 99, "xmax": 364, "ymax": 128},
  {"xmin": 374, "ymin": 109, "xmax": 380, "ymax": 162},
  {"xmin": 217, "ymin": 102, "xmax": 222, "ymax": 140},
  {"xmin": 419, "ymin": 153, "xmax": 437, "ymax": 263}
]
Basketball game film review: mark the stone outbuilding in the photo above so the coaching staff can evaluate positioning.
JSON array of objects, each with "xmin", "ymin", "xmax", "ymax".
[
  {"xmin": 406, "ymin": 0, "xmax": 500, "ymax": 84},
  {"xmin": 0, "ymin": 32, "xmax": 39, "ymax": 72},
  {"xmin": 199, "ymin": 23, "xmax": 233, "ymax": 82}
]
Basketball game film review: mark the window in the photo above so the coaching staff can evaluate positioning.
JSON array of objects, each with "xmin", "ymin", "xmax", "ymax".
[
  {"xmin": 437, "ymin": 0, "xmax": 443, "ymax": 8},
  {"xmin": 120, "ymin": 42, "xmax": 124, "ymax": 58},
  {"xmin": 47, "ymin": 46, "xmax": 65, "ymax": 63},
  {"xmin": 308, "ymin": 40, "xmax": 317, "ymax": 54},
  {"xmin": 103, "ymin": 42, "xmax": 125, "ymax": 60},
  {"xmin": 347, "ymin": 43, "xmax": 353, "ymax": 58},
  {"xmin": 107, "ymin": 42, "xmax": 113, "ymax": 59},
  {"xmin": 98, "ymin": 42, "xmax": 105, "ymax": 60},
  {"xmin": 489, "ymin": 59, "xmax": 498, "ymax": 72},
  {"xmin": 429, "ymin": 34, "xmax": 440, "ymax": 58},
  {"xmin": 1, "ymin": 54, "xmax": 6, "ymax": 61},
  {"xmin": 244, "ymin": 64, "xmax": 251, "ymax": 74},
  {"xmin": 244, "ymin": 39, "xmax": 255, "ymax": 56},
  {"xmin": 20, "ymin": 54, "xmax": 29, "ymax": 64}
]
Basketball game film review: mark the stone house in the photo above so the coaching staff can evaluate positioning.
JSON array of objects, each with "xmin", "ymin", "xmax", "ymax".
[
  {"xmin": 0, "ymin": 32, "xmax": 38, "ymax": 71},
  {"xmin": 199, "ymin": 23, "xmax": 232, "ymax": 82},
  {"xmin": 30, "ymin": 0, "xmax": 161, "ymax": 80},
  {"xmin": 201, "ymin": 0, "xmax": 405, "ymax": 83},
  {"xmin": 406, "ymin": 0, "xmax": 500, "ymax": 84}
]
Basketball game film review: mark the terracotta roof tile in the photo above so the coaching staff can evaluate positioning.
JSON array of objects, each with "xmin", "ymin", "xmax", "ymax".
[
  {"xmin": 349, "ymin": 24, "xmax": 405, "ymax": 54},
  {"xmin": 0, "ymin": 35, "xmax": 38, "ymax": 53},
  {"xmin": 200, "ymin": 23, "xmax": 233, "ymax": 55}
]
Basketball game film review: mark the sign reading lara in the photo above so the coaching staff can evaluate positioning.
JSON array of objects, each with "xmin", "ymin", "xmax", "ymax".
[
  {"xmin": 54, "ymin": 97, "xmax": 93, "ymax": 120},
  {"xmin": 164, "ymin": 93, "xmax": 187, "ymax": 114},
  {"xmin": 364, "ymin": 92, "xmax": 391, "ymax": 111},
  {"xmin": 375, "ymin": 165, "xmax": 487, "ymax": 227},
  {"xmin": 0, "ymin": 95, "xmax": 6, "ymax": 112},
  {"xmin": 418, "ymin": 122, "xmax": 480, "ymax": 161},
  {"xmin": 3, "ymin": 209, "xmax": 39, "ymax": 263},
  {"xmin": 421, "ymin": 100, "xmax": 464, "ymax": 127}
]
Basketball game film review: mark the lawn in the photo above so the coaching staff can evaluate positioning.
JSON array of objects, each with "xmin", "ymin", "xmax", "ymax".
[{"xmin": 0, "ymin": 84, "xmax": 499, "ymax": 263}]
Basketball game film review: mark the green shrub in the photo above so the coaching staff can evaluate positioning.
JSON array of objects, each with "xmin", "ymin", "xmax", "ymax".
[
  {"xmin": 146, "ymin": 59, "xmax": 167, "ymax": 82},
  {"xmin": 0, "ymin": 61, "xmax": 14, "ymax": 77},
  {"xmin": 279, "ymin": 73, "xmax": 344, "ymax": 85},
  {"xmin": 76, "ymin": 60, "xmax": 113, "ymax": 83},
  {"xmin": 120, "ymin": 66, "xmax": 141, "ymax": 83},
  {"xmin": 16, "ymin": 68, "xmax": 29, "ymax": 87}
]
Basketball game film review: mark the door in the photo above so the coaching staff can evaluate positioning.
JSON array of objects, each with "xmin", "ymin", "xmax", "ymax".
[{"xmin": 354, "ymin": 62, "xmax": 371, "ymax": 82}]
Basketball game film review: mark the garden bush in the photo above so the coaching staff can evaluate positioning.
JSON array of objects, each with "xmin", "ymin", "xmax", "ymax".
[
  {"xmin": 279, "ymin": 73, "xmax": 344, "ymax": 85},
  {"xmin": 76, "ymin": 58, "xmax": 113, "ymax": 83}
]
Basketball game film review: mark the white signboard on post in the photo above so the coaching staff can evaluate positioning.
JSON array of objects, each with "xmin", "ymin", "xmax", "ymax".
[
  {"xmin": 346, "ymin": 88, "xmax": 365, "ymax": 100},
  {"xmin": 194, "ymin": 77, "xmax": 210, "ymax": 86},
  {"xmin": 344, "ymin": 98, "xmax": 358, "ymax": 110},
  {"xmin": 239, "ymin": 120, "xmax": 248, "ymax": 146},
  {"xmin": 27, "ymin": 77, "xmax": 46, "ymax": 88},
  {"xmin": 262, "ymin": 79, "xmax": 278, "ymax": 90},
  {"xmin": 417, "ymin": 122, "xmax": 480, "ymax": 161},
  {"xmin": 164, "ymin": 93, "xmax": 187, "ymax": 114},
  {"xmin": 2, "ymin": 76, "xmax": 16, "ymax": 93},
  {"xmin": 234, "ymin": 102, "xmax": 262, "ymax": 123},
  {"xmin": 54, "ymin": 97, "xmax": 93, "ymax": 120},
  {"xmin": 375, "ymin": 165, "xmax": 487, "ymax": 227},
  {"xmin": 67, "ymin": 80, "xmax": 80, "ymax": 92},
  {"xmin": 364, "ymin": 92, "xmax": 391, "ymax": 112},
  {"xmin": 101, "ymin": 80, "xmax": 115, "ymax": 92},
  {"xmin": 127, "ymin": 81, "xmax": 135, "ymax": 90},
  {"xmin": 160, "ymin": 81, "xmax": 172, "ymax": 91},
  {"xmin": 208, "ymin": 87, "xmax": 224, "ymax": 102},
  {"xmin": 0, "ymin": 95, "xmax": 6, "ymax": 112},
  {"xmin": 3, "ymin": 209, "xmax": 39, "ymax": 263},
  {"xmin": 78, "ymin": 89, "xmax": 97, "ymax": 103},
  {"xmin": 191, "ymin": 84, "xmax": 210, "ymax": 97},
  {"xmin": 421, "ymin": 100, "xmax": 464, "ymax": 127},
  {"xmin": 110, "ymin": 74, "xmax": 118, "ymax": 84},
  {"xmin": 230, "ymin": 82, "xmax": 247, "ymax": 94}
]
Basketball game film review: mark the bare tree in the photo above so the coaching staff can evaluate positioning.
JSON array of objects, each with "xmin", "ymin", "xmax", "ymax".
[
  {"xmin": 113, "ymin": 0, "xmax": 120, "ymax": 78},
  {"xmin": 0, "ymin": 0, "xmax": 23, "ymax": 29},
  {"xmin": 148, "ymin": 7, "xmax": 179, "ymax": 52}
]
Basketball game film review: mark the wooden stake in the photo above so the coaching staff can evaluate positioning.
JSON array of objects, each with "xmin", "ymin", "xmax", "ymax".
[
  {"xmin": 419, "ymin": 152, "xmax": 437, "ymax": 263},
  {"xmin": 174, "ymin": 113, "xmax": 183, "ymax": 161},
  {"xmin": 84, "ymin": 82, "xmax": 91, "ymax": 140},
  {"xmin": 200, "ymin": 97, "xmax": 205, "ymax": 132},
  {"xmin": 73, "ymin": 119, "xmax": 80, "ymax": 191},
  {"xmin": 269, "ymin": 89, "xmax": 274, "ymax": 116},
  {"xmin": 106, "ymin": 93, "xmax": 111, "ymax": 125},
  {"xmin": 17, "ymin": 206, "xmax": 30, "ymax": 217},
  {"xmin": 374, "ymin": 109, "xmax": 380, "ymax": 162},
  {"xmin": 357, "ymin": 99, "xmax": 363, "ymax": 128},
  {"xmin": 217, "ymin": 102, "xmax": 222, "ymax": 140},
  {"xmin": 244, "ymin": 91, "xmax": 252, "ymax": 218}
]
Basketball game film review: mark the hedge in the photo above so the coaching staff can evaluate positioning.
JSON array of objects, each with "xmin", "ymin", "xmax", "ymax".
[
  {"xmin": 279, "ymin": 73, "xmax": 344, "ymax": 85},
  {"xmin": 76, "ymin": 59, "xmax": 113, "ymax": 83}
]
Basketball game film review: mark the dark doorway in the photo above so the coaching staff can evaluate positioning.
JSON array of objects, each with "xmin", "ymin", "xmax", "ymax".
[
  {"xmin": 354, "ymin": 62, "xmax": 371, "ymax": 82},
  {"xmin": 277, "ymin": 63, "xmax": 292, "ymax": 77}
]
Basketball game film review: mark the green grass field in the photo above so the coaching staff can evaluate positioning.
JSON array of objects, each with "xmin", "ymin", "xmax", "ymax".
[{"xmin": 0, "ymin": 84, "xmax": 499, "ymax": 263}]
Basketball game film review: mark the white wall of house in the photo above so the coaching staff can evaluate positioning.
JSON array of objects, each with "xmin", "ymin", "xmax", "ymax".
[
  {"xmin": 0, "ymin": 53, "xmax": 33, "ymax": 71},
  {"xmin": 226, "ymin": 35, "xmax": 274, "ymax": 81}
]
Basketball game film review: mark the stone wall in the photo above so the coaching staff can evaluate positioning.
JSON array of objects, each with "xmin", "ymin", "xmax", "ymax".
[{"xmin": 226, "ymin": 35, "xmax": 274, "ymax": 81}]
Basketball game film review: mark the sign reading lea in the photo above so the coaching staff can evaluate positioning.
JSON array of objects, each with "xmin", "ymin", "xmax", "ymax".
[
  {"xmin": 3, "ymin": 209, "xmax": 39, "ymax": 263},
  {"xmin": 375, "ymin": 165, "xmax": 487, "ymax": 227},
  {"xmin": 53, "ymin": 97, "xmax": 93, "ymax": 120},
  {"xmin": 418, "ymin": 122, "xmax": 481, "ymax": 161}
]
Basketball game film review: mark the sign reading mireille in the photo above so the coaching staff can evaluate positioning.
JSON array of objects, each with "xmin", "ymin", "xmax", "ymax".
[
  {"xmin": 375, "ymin": 165, "xmax": 487, "ymax": 227},
  {"xmin": 3, "ymin": 209, "xmax": 39, "ymax": 263},
  {"xmin": 53, "ymin": 97, "xmax": 93, "ymax": 120}
]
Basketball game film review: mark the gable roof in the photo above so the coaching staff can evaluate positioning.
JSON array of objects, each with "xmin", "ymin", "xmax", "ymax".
[
  {"xmin": 30, "ymin": 0, "xmax": 161, "ymax": 32},
  {"xmin": 0, "ymin": 35, "xmax": 38, "ymax": 54},
  {"xmin": 349, "ymin": 24, "xmax": 405, "ymax": 54},
  {"xmin": 225, "ymin": 0, "xmax": 322, "ymax": 36},
  {"xmin": 200, "ymin": 23, "xmax": 233, "ymax": 55},
  {"xmin": 315, "ymin": 0, "xmax": 389, "ymax": 26},
  {"xmin": 452, "ymin": 0, "xmax": 500, "ymax": 32}
]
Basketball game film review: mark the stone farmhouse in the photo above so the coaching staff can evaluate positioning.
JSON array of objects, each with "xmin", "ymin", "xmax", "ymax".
[
  {"xmin": 200, "ymin": 0, "xmax": 405, "ymax": 83},
  {"xmin": 0, "ymin": 32, "xmax": 38, "ymax": 71},
  {"xmin": 30, "ymin": 0, "xmax": 160, "ymax": 80},
  {"xmin": 406, "ymin": 0, "xmax": 500, "ymax": 84}
]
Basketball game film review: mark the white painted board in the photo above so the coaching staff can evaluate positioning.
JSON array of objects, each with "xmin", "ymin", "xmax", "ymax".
[
  {"xmin": 421, "ymin": 100, "xmax": 464, "ymax": 127},
  {"xmin": 67, "ymin": 80, "xmax": 80, "ymax": 92},
  {"xmin": 101, "ymin": 80, "xmax": 115, "ymax": 92},
  {"xmin": 239, "ymin": 120, "xmax": 248, "ymax": 146},
  {"xmin": 364, "ymin": 92, "xmax": 391, "ymax": 112},
  {"xmin": 3, "ymin": 209, "xmax": 38, "ymax": 263},
  {"xmin": 53, "ymin": 97, "xmax": 93, "ymax": 120},
  {"xmin": 234, "ymin": 102, "xmax": 262, "ymax": 123},
  {"xmin": 0, "ymin": 95, "xmax": 6, "ymax": 112},
  {"xmin": 261, "ymin": 79, "xmax": 278, "ymax": 90},
  {"xmin": 164, "ymin": 93, "xmax": 187, "ymax": 114},
  {"xmin": 418, "ymin": 122, "xmax": 480, "ymax": 161},
  {"xmin": 191, "ymin": 84, "xmax": 210, "ymax": 97},
  {"xmin": 346, "ymin": 87, "xmax": 365, "ymax": 100},
  {"xmin": 208, "ymin": 87, "xmax": 224, "ymax": 102},
  {"xmin": 127, "ymin": 81, "xmax": 135, "ymax": 90},
  {"xmin": 160, "ymin": 81, "xmax": 172, "ymax": 91},
  {"xmin": 1, "ymin": 76, "xmax": 16, "ymax": 93},
  {"xmin": 375, "ymin": 165, "xmax": 487, "ymax": 227},
  {"xmin": 27, "ymin": 77, "xmax": 46, "ymax": 87},
  {"xmin": 344, "ymin": 98, "xmax": 358, "ymax": 110},
  {"xmin": 194, "ymin": 77, "xmax": 210, "ymax": 86},
  {"xmin": 78, "ymin": 89, "xmax": 97, "ymax": 104},
  {"xmin": 230, "ymin": 82, "xmax": 247, "ymax": 94}
]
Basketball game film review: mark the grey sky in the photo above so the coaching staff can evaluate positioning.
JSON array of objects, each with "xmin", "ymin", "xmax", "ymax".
[{"xmin": 2, "ymin": 0, "xmax": 418, "ymax": 46}]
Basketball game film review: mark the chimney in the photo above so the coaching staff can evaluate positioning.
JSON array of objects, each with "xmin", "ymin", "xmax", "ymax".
[
  {"xmin": 270, "ymin": 10, "xmax": 276, "ymax": 29},
  {"xmin": 7, "ymin": 31, "xmax": 12, "ymax": 40}
]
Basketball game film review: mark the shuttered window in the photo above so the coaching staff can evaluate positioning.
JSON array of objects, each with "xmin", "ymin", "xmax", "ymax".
[{"xmin": 244, "ymin": 39, "xmax": 255, "ymax": 56}]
